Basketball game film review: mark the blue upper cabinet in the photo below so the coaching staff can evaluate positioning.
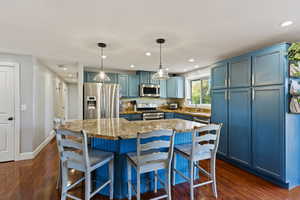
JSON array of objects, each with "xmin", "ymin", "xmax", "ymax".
[
  {"xmin": 228, "ymin": 56, "xmax": 251, "ymax": 88},
  {"xmin": 211, "ymin": 89, "xmax": 228, "ymax": 157},
  {"xmin": 84, "ymin": 71, "xmax": 118, "ymax": 84},
  {"xmin": 128, "ymin": 74, "xmax": 139, "ymax": 97},
  {"xmin": 167, "ymin": 76, "xmax": 185, "ymax": 98},
  {"xmin": 252, "ymin": 45, "xmax": 285, "ymax": 86},
  {"xmin": 252, "ymin": 85, "xmax": 284, "ymax": 180},
  {"xmin": 149, "ymin": 72, "xmax": 160, "ymax": 85},
  {"xmin": 211, "ymin": 62, "xmax": 228, "ymax": 89},
  {"xmin": 137, "ymin": 71, "xmax": 159, "ymax": 85},
  {"xmin": 228, "ymin": 88, "xmax": 251, "ymax": 167},
  {"xmin": 138, "ymin": 71, "xmax": 150, "ymax": 84},
  {"xmin": 160, "ymin": 80, "xmax": 167, "ymax": 98},
  {"xmin": 118, "ymin": 74, "xmax": 129, "ymax": 97}
]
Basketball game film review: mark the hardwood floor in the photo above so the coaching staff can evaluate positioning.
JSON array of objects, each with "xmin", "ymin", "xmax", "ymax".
[{"xmin": 1, "ymin": 139, "xmax": 300, "ymax": 200}]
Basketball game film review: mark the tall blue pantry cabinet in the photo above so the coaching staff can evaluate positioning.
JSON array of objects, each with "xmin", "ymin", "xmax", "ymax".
[{"xmin": 211, "ymin": 43, "xmax": 300, "ymax": 189}]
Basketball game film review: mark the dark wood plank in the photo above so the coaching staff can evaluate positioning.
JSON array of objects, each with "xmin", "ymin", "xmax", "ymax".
[{"xmin": 0, "ymin": 139, "xmax": 300, "ymax": 200}]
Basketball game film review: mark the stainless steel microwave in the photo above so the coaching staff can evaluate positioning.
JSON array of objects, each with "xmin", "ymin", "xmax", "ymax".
[{"xmin": 140, "ymin": 84, "xmax": 160, "ymax": 97}]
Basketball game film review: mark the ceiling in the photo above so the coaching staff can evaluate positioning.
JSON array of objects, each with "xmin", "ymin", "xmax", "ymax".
[{"xmin": 1, "ymin": 0, "xmax": 300, "ymax": 82}]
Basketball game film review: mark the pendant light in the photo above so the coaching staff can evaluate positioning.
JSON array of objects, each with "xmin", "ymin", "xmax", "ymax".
[
  {"xmin": 152, "ymin": 38, "xmax": 169, "ymax": 81},
  {"xmin": 93, "ymin": 42, "xmax": 111, "ymax": 82}
]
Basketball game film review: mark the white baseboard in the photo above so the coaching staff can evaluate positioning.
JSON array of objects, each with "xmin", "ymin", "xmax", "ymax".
[{"xmin": 16, "ymin": 130, "xmax": 56, "ymax": 161}]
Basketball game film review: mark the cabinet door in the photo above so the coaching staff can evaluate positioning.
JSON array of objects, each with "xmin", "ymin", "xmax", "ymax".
[
  {"xmin": 252, "ymin": 47, "xmax": 284, "ymax": 86},
  {"xmin": 139, "ymin": 71, "xmax": 150, "ymax": 84},
  {"xmin": 160, "ymin": 80, "xmax": 167, "ymax": 98},
  {"xmin": 228, "ymin": 88, "xmax": 251, "ymax": 167},
  {"xmin": 211, "ymin": 89, "xmax": 228, "ymax": 156},
  {"xmin": 229, "ymin": 56, "xmax": 251, "ymax": 88},
  {"xmin": 128, "ymin": 74, "xmax": 139, "ymax": 97},
  {"xmin": 252, "ymin": 85, "xmax": 284, "ymax": 180},
  {"xmin": 176, "ymin": 77, "xmax": 185, "ymax": 98},
  {"xmin": 118, "ymin": 75, "xmax": 129, "ymax": 97},
  {"xmin": 211, "ymin": 62, "xmax": 228, "ymax": 89},
  {"xmin": 167, "ymin": 78, "xmax": 177, "ymax": 98}
]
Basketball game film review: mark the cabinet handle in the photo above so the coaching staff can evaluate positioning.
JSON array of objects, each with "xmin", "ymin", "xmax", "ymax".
[
  {"xmin": 251, "ymin": 74, "xmax": 254, "ymax": 85},
  {"xmin": 228, "ymin": 91, "xmax": 230, "ymax": 100},
  {"xmin": 252, "ymin": 89, "xmax": 255, "ymax": 101},
  {"xmin": 225, "ymin": 91, "xmax": 227, "ymax": 100}
]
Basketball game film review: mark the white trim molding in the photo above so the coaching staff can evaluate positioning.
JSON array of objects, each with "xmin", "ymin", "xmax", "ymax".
[{"xmin": 16, "ymin": 130, "xmax": 56, "ymax": 161}]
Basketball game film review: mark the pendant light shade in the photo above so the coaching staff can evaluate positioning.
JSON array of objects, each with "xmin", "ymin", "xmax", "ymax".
[
  {"xmin": 93, "ymin": 43, "xmax": 111, "ymax": 82},
  {"xmin": 152, "ymin": 38, "xmax": 169, "ymax": 81}
]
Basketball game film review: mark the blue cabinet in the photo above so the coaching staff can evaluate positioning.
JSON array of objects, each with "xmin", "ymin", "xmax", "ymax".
[
  {"xmin": 252, "ymin": 46, "xmax": 285, "ymax": 86},
  {"xmin": 137, "ymin": 71, "xmax": 159, "ymax": 85},
  {"xmin": 252, "ymin": 85, "xmax": 284, "ymax": 180},
  {"xmin": 160, "ymin": 80, "xmax": 167, "ymax": 98},
  {"xmin": 164, "ymin": 112, "xmax": 174, "ymax": 119},
  {"xmin": 228, "ymin": 56, "xmax": 251, "ymax": 88},
  {"xmin": 228, "ymin": 88, "xmax": 251, "ymax": 167},
  {"xmin": 84, "ymin": 71, "xmax": 118, "ymax": 83},
  {"xmin": 118, "ymin": 75, "xmax": 129, "ymax": 97},
  {"xmin": 211, "ymin": 89, "xmax": 228, "ymax": 157},
  {"xmin": 138, "ymin": 71, "xmax": 150, "ymax": 84},
  {"xmin": 120, "ymin": 113, "xmax": 142, "ymax": 121},
  {"xmin": 174, "ymin": 113, "xmax": 193, "ymax": 121},
  {"xmin": 211, "ymin": 62, "xmax": 228, "ymax": 89},
  {"xmin": 128, "ymin": 74, "xmax": 139, "ymax": 97},
  {"xmin": 167, "ymin": 77, "xmax": 185, "ymax": 98}
]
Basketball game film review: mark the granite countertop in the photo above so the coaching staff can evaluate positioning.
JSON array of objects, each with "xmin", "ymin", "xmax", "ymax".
[
  {"xmin": 59, "ymin": 118, "xmax": 205, "ymax": 140},
  {"xmin": 120, "ymin": 109, "xmax": 211, "ymax": 118}
]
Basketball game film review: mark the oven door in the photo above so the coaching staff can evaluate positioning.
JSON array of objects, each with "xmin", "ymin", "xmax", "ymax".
[{"xmin": 140, "ymin": 84, "xmax": 160, "ymax": 97}]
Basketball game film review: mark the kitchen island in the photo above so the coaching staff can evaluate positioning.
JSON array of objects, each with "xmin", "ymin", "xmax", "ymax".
[{"xmin": 60, "ymin": 118, "xmax": 205, "ymax": 199}]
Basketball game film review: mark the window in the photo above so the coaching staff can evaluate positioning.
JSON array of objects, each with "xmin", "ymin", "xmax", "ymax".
[{"xmin": 191, "ymin": 78, "xmax": 211, "ymax": 104}]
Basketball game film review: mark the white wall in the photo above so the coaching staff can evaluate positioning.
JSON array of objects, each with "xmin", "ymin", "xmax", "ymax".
[
  {"xmin": 32, "ymin": 59, "xmax": 67, "ymax": 150},
  {"xmin": 0, "ymin": 53, "xmax": 35, "ymax": 153},
  {"xmin": 67, "ymin": 83, "xmax": 79, "ymax": 120}
]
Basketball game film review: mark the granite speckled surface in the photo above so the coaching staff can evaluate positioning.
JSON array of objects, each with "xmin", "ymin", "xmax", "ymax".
[{"xmin": 59, "ymin": 118, "xmax": 205, "ymax": 140}]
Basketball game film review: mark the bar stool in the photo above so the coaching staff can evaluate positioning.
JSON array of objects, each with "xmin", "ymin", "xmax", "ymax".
[
  {"xmin": 172, "ymin": 124, "xmax": 222, "ymax": 200},
  {"xmin": 55, "ymin": 129, "xmax": 114, "ymax": 200},
  {"xmin": 127, "ymin": 129, "xmax": 176, "ymax": 200}
]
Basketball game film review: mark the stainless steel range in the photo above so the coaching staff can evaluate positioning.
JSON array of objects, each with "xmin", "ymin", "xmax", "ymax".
[{"xmin": 137, "ymin": 103, "xmax": 164, "ymax": 120}]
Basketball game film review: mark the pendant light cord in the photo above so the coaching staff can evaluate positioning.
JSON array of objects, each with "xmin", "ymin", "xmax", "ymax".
[
  {"xmin": 159, "ymin": 43, "xmax": 162, "ymax": 69},
  {"xmin": 100, "ymin": 47, "xmax": 104, "ymax": 71}
]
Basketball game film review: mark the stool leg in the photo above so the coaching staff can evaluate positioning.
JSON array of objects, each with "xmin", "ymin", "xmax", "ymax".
[
  {"xmin": 166, "ymin": 168, "xmax": 172, "ymax": 200},
  {"xmin": 127, "ymin": 160, "xmax": 132, "ymax": 200},
  {"xmin": 85, "ymin": 171, "xmax": 91, "ymax": 200},
  {"xmin": 56, "ymin": 161, "xmax": 61, "ymax": 190},
  {"xmin": 172, "ymin": 153, "xmax": 176, "ymax": 186},
  {"xmin": 109, "ymin": 159, "xmax": 114, "ymax": 200},
  {"xmin": 136, "ymin": 169, "xmax": 141, "ymax": 200},
  {"xmin": 211, "ymin": 157, "xmax": 218, "ymax": 198},
  {"xmin": 61, "ymin": 163, "xmax": 68, "ymax": 200},
  {"xmin": 190, "ymin": 160, "xmax": 194, "ymax": 200},
  {"xmin": 154, "ymin": 170, "xmax": 158, "ymax": 193}
]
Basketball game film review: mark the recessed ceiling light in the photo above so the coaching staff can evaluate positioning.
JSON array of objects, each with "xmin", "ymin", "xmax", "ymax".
[
  {"xmin": 101, "ymin": 55, "xmax": 107, "ymax": 59},
  {"xmin": 165, "ymin": 68, "xmax": 169, "ymax": 71},
  {"xmin": 194, "ymin": 65, "xmax": 199, "ymax": 68},
  {"xmin": 188, "ymin": 58, "xmax": 195, "ymax": 63},
  {"xmin": 130, "ymin": 64, "xmax": 135, "ymax": 68},
  {"xmin": 62, "ymin": 67, "xmax": 67, "ymax": 71},
  {"xmin": 281, "ymin": 20, "xmax": 293, "ymax": 27},
  {"xmin": 183, "ymin": 69, "xmax": 187, "ymax": 72},
  {"xmin": 145, "ymin": 52, "xmax": 151, "ymax": 56}
]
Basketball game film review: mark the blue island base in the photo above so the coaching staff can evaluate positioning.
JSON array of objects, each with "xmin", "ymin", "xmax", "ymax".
[{"xmin": 91, "ymin": 132, "xmax": 193, "ymax": 199}]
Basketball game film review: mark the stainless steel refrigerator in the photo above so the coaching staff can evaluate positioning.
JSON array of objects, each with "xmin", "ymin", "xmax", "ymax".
[{"xmin": 84, "ymin": 83, "xmax": 119, "ymax": 119}]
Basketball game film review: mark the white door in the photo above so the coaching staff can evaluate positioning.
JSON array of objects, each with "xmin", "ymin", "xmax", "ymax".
[{"xmin": 0, "ymin": 66, "xmax": 15, "ymax": 162}]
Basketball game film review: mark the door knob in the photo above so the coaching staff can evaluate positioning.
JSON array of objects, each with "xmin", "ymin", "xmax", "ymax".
[{"xmin": 8, "ymin": 117, "xmax": 14, "ymax": 121}]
